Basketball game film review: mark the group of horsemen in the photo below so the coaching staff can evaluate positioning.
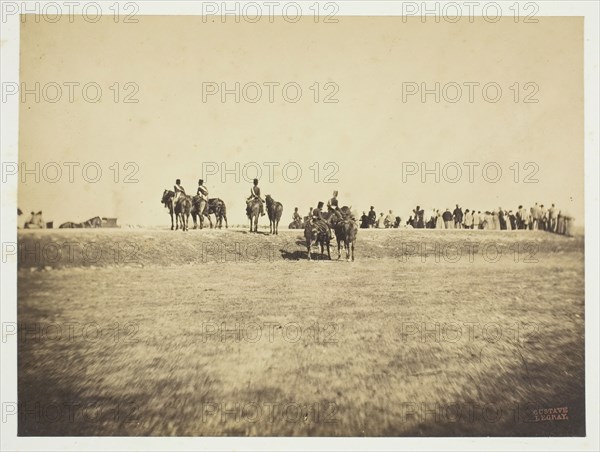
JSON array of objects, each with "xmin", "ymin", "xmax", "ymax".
[{"xmin": 172, "ymin": 178, "xmax": 349, "ymax": 237}]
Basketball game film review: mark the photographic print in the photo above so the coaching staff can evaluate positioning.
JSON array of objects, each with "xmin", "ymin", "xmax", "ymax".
[{"xmin": 1, "ymin": 1, "xmax": 598, "ymax": 451}]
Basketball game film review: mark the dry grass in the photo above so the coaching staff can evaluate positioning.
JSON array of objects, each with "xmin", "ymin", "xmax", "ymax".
[{"xmin": 17, "ymin": 228, "xmax": 585, "ymax": 436}]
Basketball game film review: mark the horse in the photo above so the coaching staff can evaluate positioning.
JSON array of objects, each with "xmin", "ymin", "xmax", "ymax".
[
  {"xmin": 329, "ymin": 206, "xmax": 358, "ymax": 261},
  {"xmin": 265, "ymin": 195, "xmax": 283, "ymax": 235},
  {"xmin": 23, "ymin": 211, "xmax": 45, "ymax": 229},
  {"xmin": 83, "ymin": 216, "xmax": 102, "ymax": 228},
  {"xmin": 246, "ymin": 198, "xmax": 261, "ymax": 233},
  {"xmin": 174, "ymin": 195, "xmax": 192, "ymax": 231},
  {"xmin": 161, "ymin": 189, "xmax": 176, "ymax": 230},
  {"xmin": 289, "ymin": 218, "xmax": 304, "ymax": 229},
  {"xmin": 191, "ymin": 197, "xmax": 228, "ymax": 229},
  {"xmin": 210, "ymin": 198, "xmax": 228, "ymax": 229},
  {"xmin": 304, "ymin": 217, "xmax": 331, "ymax": 261},
  {"xmin": 191, "ymin": 195, "xmax": 210, "ymax": 229}
]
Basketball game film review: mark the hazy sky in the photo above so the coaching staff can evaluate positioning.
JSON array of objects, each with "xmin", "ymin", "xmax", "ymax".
[{"xmin": 18, "ymin": 16, "xmax": 583, "ymax": 226}]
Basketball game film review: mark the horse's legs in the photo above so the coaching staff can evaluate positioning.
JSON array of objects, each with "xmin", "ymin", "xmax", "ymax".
[
  {"xmin": 170, "ymin": 211, "xmax": 174, "ymax": 230},
  {"xmin": 351, "ymin": 240, "xmax": 355, "ymax": 261},
  {"xmin": 307, "ymin": 240, "xmax": 312, "ymax": 260},
  {"xmin": 337, "ymin": 239, "xmax": 342, "ymax": 260},
  {"xmin": 224, "ymin": 215, "xmax": 228, "ymax": 229}
]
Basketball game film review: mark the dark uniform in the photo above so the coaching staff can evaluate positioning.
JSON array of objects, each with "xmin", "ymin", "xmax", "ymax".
[
  {"xmin": 310, "ymin": 202, "xmax": 331, "ymax": 238},
  {"xmin": 368, "ymin": 207, "xmax": 377, "ymax": 228}
]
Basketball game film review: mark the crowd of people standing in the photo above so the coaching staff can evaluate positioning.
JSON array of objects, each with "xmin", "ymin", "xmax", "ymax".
[{"xmin": 358, "ymin": 203, "xmax": 574, "ymax": 235}]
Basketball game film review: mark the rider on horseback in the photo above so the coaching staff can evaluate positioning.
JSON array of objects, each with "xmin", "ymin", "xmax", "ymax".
[
  {"xmin": 327, "ymin": 190, "xmax": 339, "ymax": 212},
  {"xmin": 327, "ymin": 190, "xmax": 357, "ymax": 222},
  {"xmin": 247, "ymin": 178, "xmax": 265, "ymax": 216},
  {"xmin": 174, "ymin": 179, "xmax": 186, "ymax": 205},
  {"xmin": 197, "ymin": 179, "xmax": 209, "ymax": 216},
  {"xmin": 310, "ymin": 201, "xmax": 332, "ymax": 239}
]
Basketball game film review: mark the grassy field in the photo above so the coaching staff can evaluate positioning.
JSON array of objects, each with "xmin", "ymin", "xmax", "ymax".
[{"xmin": 17, "ymin": 227, "xmax": 585, "ymax": 436}]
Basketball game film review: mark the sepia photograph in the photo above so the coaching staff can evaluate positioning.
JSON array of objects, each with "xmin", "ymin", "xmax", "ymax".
[{"xmin": 1, "ymin": 1, "xmax": 599, "ymax": 451}]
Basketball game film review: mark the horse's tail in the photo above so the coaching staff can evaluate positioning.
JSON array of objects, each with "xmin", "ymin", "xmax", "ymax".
[{"xmin": 275, "ymin": 203, "xmax": 283, "ymax": 221}]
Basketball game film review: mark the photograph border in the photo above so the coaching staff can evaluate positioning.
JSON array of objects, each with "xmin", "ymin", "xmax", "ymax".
[{"xmin": 1, "ymin": 1, "xmax": 598, "ymax": 450}]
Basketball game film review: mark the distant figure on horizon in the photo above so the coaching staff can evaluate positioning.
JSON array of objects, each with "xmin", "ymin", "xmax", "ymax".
[
  {"xmin": 360, "ymin": 211, "xmax": 369, "ymax": 229},
  {"xmin": 442, "ymin": 208, "xmax": 453, "ymax": 229},
  {"xmin": 385, "ymin": 210, "xmax": 395, "ymax": 228},
  {"xmin": 453, "ymin": 204, "xmax": 463, "ymax": 229},
  {"xmin": 368, "ymin": 206, "xmax": 377, "ymax": 228}
]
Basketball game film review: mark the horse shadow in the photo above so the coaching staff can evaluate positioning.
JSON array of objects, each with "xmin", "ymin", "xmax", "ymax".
[
  {"xmin": 239, "ymin": 230, "xmax": 270, "ymax": 236},
  {"xmin": 279, "ymin": 236, "xmax": 335, "ymax": 261},
  {"xmin": 279, "ymin": 249, "xmax": 333, "ymax": 261},
  {"xmin": 279, "ymin": 249, "xmax": 305, "ymax": 260}
]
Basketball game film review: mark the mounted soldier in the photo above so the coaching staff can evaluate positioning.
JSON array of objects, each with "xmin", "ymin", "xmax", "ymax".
[
  {"xmin": 309, "ymin": 201, "xmax": 332, "ymax": 240},
  {"xmin": 246, "ymin": 178, "xmax": 265, "ymax": 217},
  {"xmin": 196, "ymin": 179, "xmax": 209, "ymax": 216},
  {"xmin": 174, "ymin": 179, "xmax": 186, "ymax": 205},
  {"xmin": 327, "ymin": 190, "xmax": 339, "ymax": 212}
]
